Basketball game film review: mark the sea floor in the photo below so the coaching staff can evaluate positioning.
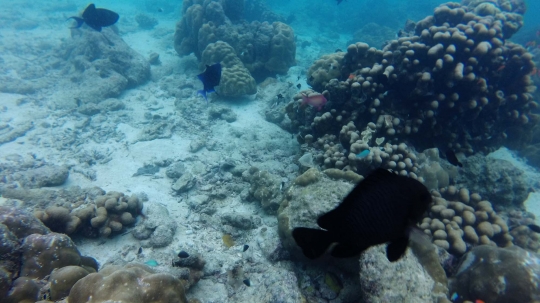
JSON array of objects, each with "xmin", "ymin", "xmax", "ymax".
[{"xmin": 1, "ymin": 2, "xmax": 540, "ymax": 302}]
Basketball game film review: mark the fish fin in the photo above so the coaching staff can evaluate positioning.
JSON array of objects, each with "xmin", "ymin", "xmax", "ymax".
[
  {"xmin": 386, "ymin": 236, "xmax": 409, "ymax": 262},
  {"xmin": 330, "ymin": 243, "xmax": 363, "ymax": 258},
  {"xmin": 528, "ymin": 224, "xmax": 540, "ymax": 233},
  {"xmin": 82, "ymin": 3, "xmax": 97, "ymax": 20},
  {"xmin": 67, "ymin": 16, "xmax": 85, "ymax": 28},
  {"xmin": 197, "ymin": 90, "xmax": 208, "ymax": 104},
  {"xmin": 292, "ymin": 227, "xmax": 333, "ymax": 259}
]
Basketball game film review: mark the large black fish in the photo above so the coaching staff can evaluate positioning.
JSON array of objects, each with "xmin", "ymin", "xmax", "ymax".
[
  {"xmin": 445, "ymin": 149, "xmax": 463, "ymax": 167},
  {"xmin": 293, "ymin": 168, "xmax": 431, "ymax": 262},
  {"xmin": 197, "ymin": 63, "xmax": 222, "ymax": 103},
  {"xmin": 68, "ymin": 4, "xmax": 119, "ymax": 32}
]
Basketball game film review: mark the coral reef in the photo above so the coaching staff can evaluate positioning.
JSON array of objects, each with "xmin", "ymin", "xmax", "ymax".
[
  {"xmin": 174, "ymin": 0, "xmax": 296, "ymax": 80},
  {"xmin": 291, "ymin": 1, "xmax": 537, "ymax": 173},
  {"xmin": 68, "ymin": 263, "xmax": 188, "ymax": 303},
  {"xmin": 450, "ymin": 245, "xmax": 540, "ymax": 303},
  {"xmin": 242, "ymin": 166, "xmax": 283, "ymax": 214},
  {"xmin": 0, "ymin": 206, "xmax": 99, "ymax": 303},
  {"xmin": 2, "ymin": 186, "xmax": 143, "ymax": 238},
  {"xmin": 52, "ymin": 28, "xmax": 150, "ymax": 107},
  {"xmin": 200, "ymin": 41, "xmax": 257, "ymax": 97},
  {"xmin": 135, "ymin": 13, "xmax": 158, "ymax": 29},
  {"xmin": 420, "ymin": 189, "xmax": 513, "ymax": 256}
]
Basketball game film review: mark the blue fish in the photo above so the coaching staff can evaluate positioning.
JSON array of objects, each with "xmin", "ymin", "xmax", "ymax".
[
  {"xmin": 197, "ymin": 63, "xmax": 222, "ymax": 103},
  {"xmin": 144, "ymin": 259, "xmax": 159, "ymax": 267},
  {"xmin": 356, "ymin": 150, "xmax": 370, "ymax": 159},
  {"xmin": 68, "ymin": 4, "xmax": 119, "ymax": 32}
]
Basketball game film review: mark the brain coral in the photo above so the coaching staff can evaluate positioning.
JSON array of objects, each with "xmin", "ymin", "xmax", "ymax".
[{"xmin": 68, "ymin": 263, "xmax": 188, "ymax": 303}]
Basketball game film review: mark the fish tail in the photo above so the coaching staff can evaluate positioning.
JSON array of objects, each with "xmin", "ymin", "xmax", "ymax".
[
  {"xmin": 67, "ymin": 16, "xmax": 85, "ymax": 28},
  {"xmin": 197, "ymin": 90, "xmax": 208, "ymax": 104},
  {"xmin": 292, "ymin": 227, "xmax": 333, "ymax": 259}
]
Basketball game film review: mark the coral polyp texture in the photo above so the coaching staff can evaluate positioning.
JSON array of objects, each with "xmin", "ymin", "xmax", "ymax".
[
  {"xmin": 291, "ymin": 2, "xmax": 537, "ymax": 176},
  {"xmin": 68, "ymin": 263, "xmax": 188, "ymax": 303},
  {"xmin": 174, "ymin": 0, "xmax": 296, "ymax": 86}
]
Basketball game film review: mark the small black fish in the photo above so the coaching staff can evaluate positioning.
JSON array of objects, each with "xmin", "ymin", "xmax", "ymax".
[
  {"xmin": 178, "ymin": 251, "xmax": 190, "ymax": 258},
  {"xmin": 197, "ymin": 63, "xmax": 222, "ymax": 103},
  {"xmin": 68, "ymin": 4, "xmax": 119, "ymax": 32},
  {"xmin": 529, "ymin": 224, "xmax": 540, "ymax": 233},
  {"xmin": 445, "ymin": 149, "xmax": 463, "ymax": 167},
  {"xmin": 243, "ymin": 244, "xmax": 249, "ymax": 252},
  {"xmin": 297, "ymin": 76, "xmax": 301, "ymax": 81},
  {"xmin": 277, "ymin": 93, "xmax": 284, "ymax": 100},
  {"xmin": 296, "ymin": 83, "xmax": 301, "ymax": 89},
  {"xmin": 138, "ymin": 247, "xmax": 142, "ymax": 254},
  {"xmin": 243, "ymin": 279, "xmax": 251, "ymax": 286},
  {"xmin": 293, "ymin": 168, "xmax": 431, "ymax": 261}
]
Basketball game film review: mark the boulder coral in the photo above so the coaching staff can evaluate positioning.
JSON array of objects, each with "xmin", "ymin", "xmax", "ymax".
[
  {"xmin": 420, "ymin": 189, "xmax": 513, "ymax": 256},
  {"xmin": 68, "ymin": 263, "xmax": 188, "ymax": 303},
  {"xmin": 200, "ymin": 41, "xmax": 257, "ymax": 97},
  {"xmin": 174, "ymin": 0, "xmax": 296, "ymax": 80},
  {"xmin": 32, "ymin": 189, "xmax": 144, "ymax": 238},
  {"xmin": 450, "ymin": 245, "xmax": 540, "ymax": 303}
]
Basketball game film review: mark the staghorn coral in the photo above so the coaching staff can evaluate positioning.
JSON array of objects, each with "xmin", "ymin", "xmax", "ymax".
[{"xmin": 291, "ymin": 1, "xmax": 537, "ymax": 167}]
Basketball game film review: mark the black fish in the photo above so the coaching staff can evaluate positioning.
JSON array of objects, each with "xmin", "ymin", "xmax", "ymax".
[
  {"xmin": 243, "ymin": 279, "xmax": 251, "ymax": 286},
  {"xmin": 277, "ymin": 93, "xmax": 284, "ymax": 100},
  {"xmin": 178, "ymin": 251, "xmax": 190, "ymax": 258},
  {"xmin": 297, "ymin": 76, "xmax": 301, "ymax": 81},
  {"xmin": 243, "ymin": 244, "xmax": 249, "ymax": 252},
  {"xmin": 377, "ymin": 74, "xmax": 389, "ymax": 86},
  {"xmin": 68, "ymin": 4, "xmax": 119, "ymax": 32},
  {"xmin": 296, "ymin": 83, "xmax": 301, "ymax": 89},
  {"xmin": 529, "ymin": 224, "xmax": 540, "ymax": 233},
  {"xmin": 292, "ymin": 168, "xmax": 431, "ymax": 261},
  {"xmin": 445, "ymin": 149, "xmax": 463, "ymax": 167},
  {"xmin": 197, "ymin": 63, "xmax": 222, "ymax": 103},
  {"xmin": 137, "ymin": 247, "xmax": 142, "ymax": 254}
]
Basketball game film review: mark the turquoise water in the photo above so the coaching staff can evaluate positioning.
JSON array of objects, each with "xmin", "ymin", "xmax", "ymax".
[{"xmin": 0, "ymin": 1, "xmax": 539, "ymax": 303}]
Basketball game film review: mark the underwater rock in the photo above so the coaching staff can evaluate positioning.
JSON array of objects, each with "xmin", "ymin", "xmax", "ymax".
[
  {"xmin": 455, "ymin": 154, "xmax": 530, "ymax": 207},
  {"xmin": 132, "ymin": 202, "xmax": 177, "ymax": 248},
  {"xmin": 166, "ymin": 161, "xmax": 186, "ymax": 179},
  {"xmin": 359, "ymin": 243, "xmax": 449, "ymax": 303},
  {"xmin": 172, "ymin": 172, "xmax": 195, "ymax": 193},
  {"xmin": 450, "ymin": 245, "xmax": 540, "ymax": 303}
]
